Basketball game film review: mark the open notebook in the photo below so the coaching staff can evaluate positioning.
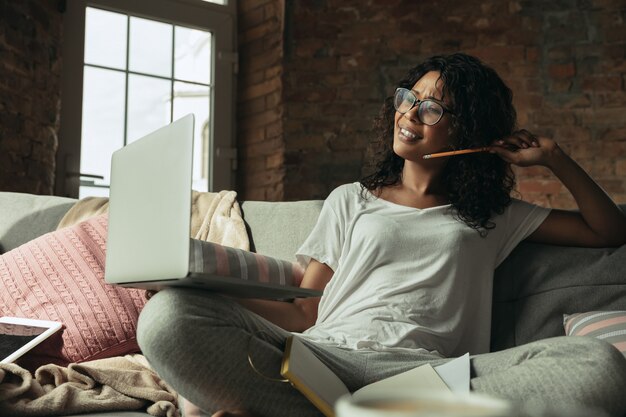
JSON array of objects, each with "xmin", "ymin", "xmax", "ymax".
[{"xmin": 280, "ymin": 336, "xmax": 470, "ymax": 417}]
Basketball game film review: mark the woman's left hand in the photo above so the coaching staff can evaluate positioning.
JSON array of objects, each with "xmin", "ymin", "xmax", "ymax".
[{"xmin": 489, "ymin": 129, "xmax": 562, "ymax": 168}]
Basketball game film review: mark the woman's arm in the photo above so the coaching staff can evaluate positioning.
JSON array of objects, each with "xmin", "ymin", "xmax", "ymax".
[
  {"xmin": 233, "ymin": 259, "xmax": 334, "ymax": 332},
  {"xmin": 491, "ymin": 130, "xmax": 626, "ymax": 247}
]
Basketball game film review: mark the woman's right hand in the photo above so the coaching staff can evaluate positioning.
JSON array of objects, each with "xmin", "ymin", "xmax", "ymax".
[{"xmin": 490, "ymin": 129, "xmax": 562, "ymax": 168}]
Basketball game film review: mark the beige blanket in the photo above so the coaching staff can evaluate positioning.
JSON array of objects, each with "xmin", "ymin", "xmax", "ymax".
[
  {"xmin": 1, "ymin": 190, "xmax": 249, "ymax": 416},
  {"xmin": 190, "ymin": 190, "xmax": 249, "ymax": 249},
  {"xmin": 0, "ymin": 355, "xmax": 178, "ymax": 417}
]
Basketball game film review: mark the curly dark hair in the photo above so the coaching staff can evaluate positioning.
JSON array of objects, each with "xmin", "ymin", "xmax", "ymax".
[{"xmin": 360, "ymin": 53, "xmax": 516, "ymax": 235}]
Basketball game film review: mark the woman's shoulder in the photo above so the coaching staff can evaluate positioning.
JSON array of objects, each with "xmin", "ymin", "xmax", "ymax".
[
  {"xmin": 493, "ymin": 197, "xmax": 552, "ymax": 226},
  {"xmin": 327, "ymin": 182, "xmax": 362, "ymax": 199},
  {"xmin": 323, "ymin": 182, "xmax": 364, "ymax": 209}
]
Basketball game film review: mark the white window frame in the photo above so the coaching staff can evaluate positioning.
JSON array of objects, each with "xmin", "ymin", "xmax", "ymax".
[{"xmin": 56, "ymin": 0, "xmax": 237, "ymax": 198}]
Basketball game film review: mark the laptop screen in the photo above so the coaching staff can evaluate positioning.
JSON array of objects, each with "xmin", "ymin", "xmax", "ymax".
[{"xmin": 105, "ymin": 114, "xmax": 195, "ymax": 284}]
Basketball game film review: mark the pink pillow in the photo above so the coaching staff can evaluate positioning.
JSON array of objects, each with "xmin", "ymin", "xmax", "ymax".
[{"xmin": 0, "ymin": 214, "xmax": 146, "ymax": 369}]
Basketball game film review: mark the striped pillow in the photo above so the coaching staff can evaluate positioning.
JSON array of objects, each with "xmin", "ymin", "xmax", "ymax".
[
  {"xmin": 189, "ymin": 239, "xmax": 305, "ymax": 287},
  {"xmin": 564, "ymin": 311, "xmax": 626, "ymax": 357}
]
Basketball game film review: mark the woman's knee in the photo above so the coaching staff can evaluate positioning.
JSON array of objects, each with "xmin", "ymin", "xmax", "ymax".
[
  {"xmin": 555, "ymin": 336, "xmax": 626, "ymax": 415},
  {"xmin": 552, "ymin": 336, "xmax": 625, "ymax": 366},
  {"xmin": 138, "ymin": 289, "xmax": 186, "ymax": 360},
  {"xmin": 584, "ymin": 337, "xmax": 624, "ymax": 363},
  {"xmin": 137, "ymin": 288, "xmax": 235, "ymax": 362}
]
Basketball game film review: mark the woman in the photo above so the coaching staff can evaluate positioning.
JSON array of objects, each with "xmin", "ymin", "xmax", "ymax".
[{"xmin": 137, "ymin": 53, "xmax": 626, "ymax": 417}]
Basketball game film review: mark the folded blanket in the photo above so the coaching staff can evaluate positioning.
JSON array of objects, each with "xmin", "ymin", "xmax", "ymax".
[
  {"xmin": 55, "ymin": 196, "xmax": 109, "ymax": 230},
  {"xmin": 192, "ymin": 190, "xmax": 249, "ymax": 250},
  {"xmin": 0, "ymin": 354, "xmax": 178, "ymax": 417}
]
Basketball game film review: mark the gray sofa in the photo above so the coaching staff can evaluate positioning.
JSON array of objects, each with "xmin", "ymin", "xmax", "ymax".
[{"xmin": 1, "ymin": 191, "xmax": 625, "ymax": 416}]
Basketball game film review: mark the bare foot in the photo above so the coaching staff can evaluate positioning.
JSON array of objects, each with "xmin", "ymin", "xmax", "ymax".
[{"xmin": 211, "ymin": 410, "xmax": 258, "ymax": 417}]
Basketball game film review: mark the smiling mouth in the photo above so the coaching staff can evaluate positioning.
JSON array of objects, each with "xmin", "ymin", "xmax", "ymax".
[{"xmin": 399, "ymin": 127, "xmax": 422, "ymax": 141}]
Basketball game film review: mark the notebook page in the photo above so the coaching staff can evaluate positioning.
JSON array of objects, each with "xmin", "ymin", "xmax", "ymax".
[{"xmin": 352, "ymin": 363, "xmax": 450, "ymax": 400}]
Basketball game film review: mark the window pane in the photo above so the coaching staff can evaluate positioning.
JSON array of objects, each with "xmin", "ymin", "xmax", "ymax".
[
  {"xmin": 173, "ymin": 81, "xmax": 211, "ymax": 192},
  {"xmin": 80, "ymin": 66, "xmax": 125, "ymax": 187},
  {"xmin": 175, "ymin": 26, "xmax": 212, "ymax": 84},
  {"xmin": 127, "ymin": 74, "xmax": 172, "ymax": 143},
  {"xmin": 79, "ymin": 185, "xmax": 110, "ymax": 199},
  {"xmin": 84, "ymin": 8, "xmax": 127, "ymax": 69},
  {"xmin": 129, "ymin": 17, "xmax": 172, "ymax": 77}
]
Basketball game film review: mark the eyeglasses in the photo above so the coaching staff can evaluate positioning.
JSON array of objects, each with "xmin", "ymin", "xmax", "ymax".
[{"xmin": 393, "ymin": 88, "xmax": 454, "ymax": 126}]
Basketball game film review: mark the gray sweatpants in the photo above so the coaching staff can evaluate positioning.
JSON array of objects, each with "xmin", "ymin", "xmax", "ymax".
[{"xmin": 137, "ymin": 289, "xmax": 626, "ymax": 417}]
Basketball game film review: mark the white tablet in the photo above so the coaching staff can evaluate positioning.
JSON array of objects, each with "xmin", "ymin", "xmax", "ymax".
[{"xmin": 0, "ymin": 316, "xmax": 62, "ymax": 364}]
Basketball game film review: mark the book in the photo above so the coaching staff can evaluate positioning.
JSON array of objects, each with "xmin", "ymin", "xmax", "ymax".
[{"xmin": 280, "ymin": 336, "xmax": 468, "ymax": 417}]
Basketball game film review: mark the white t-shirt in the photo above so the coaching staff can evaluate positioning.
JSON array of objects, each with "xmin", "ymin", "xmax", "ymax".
[{"xmin": 295, "ymin": 182, "xmax": 551, "ymax": 357}]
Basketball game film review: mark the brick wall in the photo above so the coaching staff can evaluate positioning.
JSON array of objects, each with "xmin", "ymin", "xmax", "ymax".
[
  {"xmin": 2, "ymin": 0, "xmax": 623, "ymax": 206},
  {"xmin": 237, "ymin": 0, "xmax": 286, "ymax": 201},
  {"xmin": 238, "ymin": 0, "xmax": 626, "ymax": 207},
  {"xmin": 0, "ymin": 0, "xmax": 63, "ymax": 195}
]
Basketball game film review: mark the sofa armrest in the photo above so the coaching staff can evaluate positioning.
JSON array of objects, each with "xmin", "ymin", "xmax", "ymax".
[{"xmin": 0, "ymin": 192, "xmax": 76, "ymax": 254}]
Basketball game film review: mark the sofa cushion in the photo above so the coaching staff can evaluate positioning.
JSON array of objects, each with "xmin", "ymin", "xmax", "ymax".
[
  {"xmin": 0, "ymin": 214, "xmax": 146, "ymax": 369},
  {"xmin": 492, "ymin": 241, "xmax": 626, "ymax": 351},
  {"xmin": 240, "ymin": 200, "xmax": 323, "ymax": 262},
  {"xmin": 564, "ymin": 311, "xmax": 626, "ymax": 358}
]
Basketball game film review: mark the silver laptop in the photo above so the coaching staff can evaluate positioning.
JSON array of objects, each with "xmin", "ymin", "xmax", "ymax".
[{"xmin": 104, "ymin": 114, "xmax": 321, "ymax": 299}]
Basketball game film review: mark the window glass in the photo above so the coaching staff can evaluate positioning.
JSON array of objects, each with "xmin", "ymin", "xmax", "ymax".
[
  {"xmin": 175, "ymin": 26, "xmax": 212, "ymax": 84},
  {"xmin": 127, "ymin": 74, "xmax": 172, "ymax": 143},
  {"xmin": 173, "ymin": 81, "xmax": 211, "ymax": 192},
  {"xmin": 80, "ymin": 66, "xmax": 125, "ymax": 187},
  {"xmin": 79, "ymin": 7, "xmax": 217, "ymax": 197},
  {"xmin": 79, "ymin": 186, "xmax": 111, "ymax": 199},
  {"xmin": 129, "ymin": 17, "xmax": 173, "ymax": 78},
  {"xmin": 84, "ymin": 8, "xmax": 127, "ymax": 69}
]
